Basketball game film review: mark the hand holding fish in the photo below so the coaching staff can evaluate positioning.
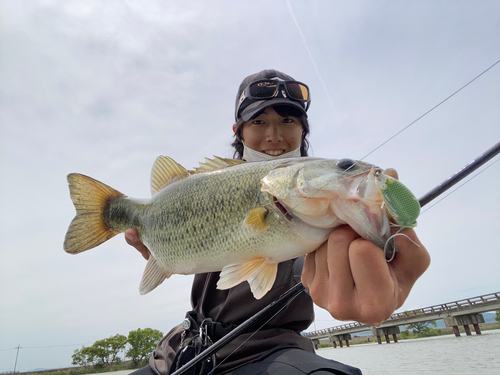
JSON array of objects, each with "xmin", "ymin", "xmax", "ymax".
[
  {"xmin": 125, "ymin": 229, "xmax": 150, "ymax": 260},
  {"xmin": 302, "ymin": 226, "xmax": 430, "ymax": 326}
]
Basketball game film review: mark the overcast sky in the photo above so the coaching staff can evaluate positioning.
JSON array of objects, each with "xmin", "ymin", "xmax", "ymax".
[{"xmin": 1, "ymin": 0, "xmax": 499, "ymax": 372}]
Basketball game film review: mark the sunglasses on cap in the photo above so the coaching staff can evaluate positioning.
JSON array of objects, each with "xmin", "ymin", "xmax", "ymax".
[{"xmin": 236, "ymin": 78, "xmax": 311, "ymax": 119}]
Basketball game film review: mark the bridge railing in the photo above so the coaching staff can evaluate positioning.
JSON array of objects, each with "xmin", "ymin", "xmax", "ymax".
[
  {"xmin": 303, "ymin": 292, "xmax": 499, "ymax": 338},
  {"xmin": 388, "ymin": 292, "xmax": 500, "ymax": 320}
]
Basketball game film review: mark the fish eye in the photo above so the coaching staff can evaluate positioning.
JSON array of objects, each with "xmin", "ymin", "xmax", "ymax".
[{"xmin": 336, "ymin": 158, "xmax": 357, "ymax": 171}]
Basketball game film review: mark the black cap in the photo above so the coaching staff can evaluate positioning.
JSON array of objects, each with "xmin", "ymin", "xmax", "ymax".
[{"xmin": 235, "ymin": 69, "xmax": 310, "ymax": 122}]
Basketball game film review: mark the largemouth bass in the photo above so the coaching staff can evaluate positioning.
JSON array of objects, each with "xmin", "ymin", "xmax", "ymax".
[{"xmin": 64, "ymin": 156, "xmax": 419, "ymax": 299}]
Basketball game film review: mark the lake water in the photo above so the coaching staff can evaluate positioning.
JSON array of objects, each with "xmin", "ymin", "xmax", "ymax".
[{"xmin": 318, "ymin": 329, "xmax": 500, "ymax": 374}]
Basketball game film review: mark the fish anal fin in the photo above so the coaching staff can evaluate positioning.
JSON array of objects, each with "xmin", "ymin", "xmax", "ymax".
[
  {"xmin": 192, "ymin": 156, "xmax": 246, "ymax": 173},
  {"xmin": 243, "ymin": 207, "xmax": 270, "ymax": 234},
  {"xmin": 139, "ymin": 255, "xmax": 171, "ymax": 295},
  {"xmin": 150, "ymin": 156, "xmax": 190, "ymax": 196},
  {"xmin": 217, "ymin": 258, "xmax": 278, "ymax": 300}
]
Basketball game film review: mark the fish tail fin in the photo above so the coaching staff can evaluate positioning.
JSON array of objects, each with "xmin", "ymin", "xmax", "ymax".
[{"xmin": 64, "ymin": 173, "xmax": 125, "ymax": 254}]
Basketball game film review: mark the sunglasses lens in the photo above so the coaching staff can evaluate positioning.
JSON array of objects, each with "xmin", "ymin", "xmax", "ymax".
[
  {"xmin": 286, "ymin": 82, "xmax": 309, "ymax": 101},
  {"xmin": 249, "ymin": 81, "xmax": 278, "ymax": 98}
]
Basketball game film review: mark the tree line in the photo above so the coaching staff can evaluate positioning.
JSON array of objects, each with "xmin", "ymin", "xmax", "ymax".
[{"xmin": 72, "ymin": 328, "xmax": 163, "ymax": 369}]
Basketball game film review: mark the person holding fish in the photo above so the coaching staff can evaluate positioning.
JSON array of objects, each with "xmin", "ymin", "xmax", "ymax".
[
  {"xmin": 66, "ymin": 69, "xmax": 429, "ymax": 374},
  {"xmin": 121, "ymin": 70, "xmax": 430, "ymax": 375}
]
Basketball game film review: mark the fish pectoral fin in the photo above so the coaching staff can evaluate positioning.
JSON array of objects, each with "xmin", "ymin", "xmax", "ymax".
[
  {"xmin": 139, "ymin": 255, "xmax": 171, "ymax": 295},
  {"xmin": 150, "ymin": 156, "xmax": 190, "ymax": 196},
  {"xmin": 243, "ymin": 207, "xmax": 270, "ymax": 234},
  {"xmin": 217, "ymin": 258, "xmax": 278, "ymax": 300}
]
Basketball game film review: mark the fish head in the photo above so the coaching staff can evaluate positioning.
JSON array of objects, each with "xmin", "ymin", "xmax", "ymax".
[{"xmin": 261, "ymin": 158, "xmax": 412, "ymax": 255}]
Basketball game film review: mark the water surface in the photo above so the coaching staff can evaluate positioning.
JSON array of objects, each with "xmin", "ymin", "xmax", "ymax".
[{"xmin": 319, "ymin": 329, "xmax": 500, "ymax": 374}]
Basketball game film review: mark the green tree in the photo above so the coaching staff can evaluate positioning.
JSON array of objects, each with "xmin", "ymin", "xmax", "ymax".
[
  {"xmin": 92, "ymin": 334, "xmax": 127, "ymax": 366},
  {"xmin": 71, "ymin": 334, "xmax": 127, "ymax": 368},
  {"xmin": 495, "ymin": 310, "xmax": 500, "ymax": 322},
  {"xmin": 405, "ymin": 320, "xmax": 437, "ymax": 336},
  {"xmin": 126, "ymin": 328, "xmax": 164, "ymax": 365},
  {"xmin": 72, "ymin": 346, "xmax": 95, "ymax": 369},
  {"xmin": 403, "ymin": 310, "xmax": 437, "ymax": 337}
]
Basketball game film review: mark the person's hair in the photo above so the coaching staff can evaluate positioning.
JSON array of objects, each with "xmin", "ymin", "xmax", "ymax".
[{"xmin": 231, "ymin": 105, "xmax": 310, "ymax": 160}]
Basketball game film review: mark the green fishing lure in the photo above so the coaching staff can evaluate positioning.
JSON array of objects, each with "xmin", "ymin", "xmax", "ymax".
[{"xmin": 375, "ymin": 172, "xmax": 420, "ymax": 228}]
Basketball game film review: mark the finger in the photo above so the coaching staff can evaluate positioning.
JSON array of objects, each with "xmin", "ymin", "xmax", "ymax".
[
  {"xmin": 301, "ymin": 251, "xmax": 316, "ymax": 290},
  {"xmin": 302, "ymin": 241, "xmax": 329, "ymax": 298},
  {"xmin": 349, "ymin": 239, "xmax": 396, "ymax": 323},
  {"xmin": 322, "ymin": 227, "xmax": 359, "ymax": 317},
  {"xmin": 125, "ymin": 228, "xmax": 150, "ymax": 260},
  {"xmin": 389, "ymin": 229, "xmax": 431, "ymax": 302},
  {"xmin": 327, "ymin": 227, "xmax": 358, "ymax": 294},
  {"xmin": 384, "ymin": 168, "xmax": 399, "ymax": 180}
]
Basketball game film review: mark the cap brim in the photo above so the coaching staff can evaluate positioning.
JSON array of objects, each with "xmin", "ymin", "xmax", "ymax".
[{"xmin": 239, "ymin": 98, "xmax": 308, "ymax": 122}]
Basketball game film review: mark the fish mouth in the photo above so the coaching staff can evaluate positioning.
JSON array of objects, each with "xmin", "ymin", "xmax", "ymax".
[{"xmin": 273, "ymin": 196, "xmax": 293, "ymax": 221}]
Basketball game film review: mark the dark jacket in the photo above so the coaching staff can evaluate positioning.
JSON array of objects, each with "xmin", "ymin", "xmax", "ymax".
[{"xmin": 149, "ymin": 259, "xmax": 315, "ymax": 374}]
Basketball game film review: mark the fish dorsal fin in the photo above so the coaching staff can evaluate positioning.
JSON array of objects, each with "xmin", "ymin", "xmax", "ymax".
[
  {"xmin": 192, "ymin": 156, "xmax": 245, "ymax": 173},
  {"xmin": 150, "ymin": 156, "xmax": 190, "ymax": 196},
  {"xmin": 139, "ymin": 255, "xmax": 172, "ymax": 295},
  {"xmin": 217, "ymin": 258, "xmax": 278, "ymax": 299},
  {"xmin": 243, "ymin": 207, "xmax": 270, "ymax": 234}
]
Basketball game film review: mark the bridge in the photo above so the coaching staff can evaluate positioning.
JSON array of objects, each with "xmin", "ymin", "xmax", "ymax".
[{"xmin": 303, "ymin": 291, "xmax": 500, "ymax": 347}]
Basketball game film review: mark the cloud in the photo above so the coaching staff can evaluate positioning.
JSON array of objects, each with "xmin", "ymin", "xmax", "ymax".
[{"xmin": 1, "ymin": 0, "xmax": 499, "ymax": 372}]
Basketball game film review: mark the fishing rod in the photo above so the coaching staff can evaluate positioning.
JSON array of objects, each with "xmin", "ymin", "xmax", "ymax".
[
  {"xmin": 171, "ymin": 140, "xmax": 500, "ymax": 375},
  {"xmin": 418, "ymin": 140, "xmax": 500, "ymax": 207}
]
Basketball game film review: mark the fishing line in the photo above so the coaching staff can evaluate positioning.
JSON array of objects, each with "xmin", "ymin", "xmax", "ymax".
[
  {"xmin": 286, "ymin": 0, "xmax": 339, "ymax": 120},
  {"xmin": 174, "ymin": 60, "xmax": 500, "ymax": 375},
  {"xmin": 269, "ymin": 58, "xmax": 500, "ymax": 223},
  {"xmin": 420, "ymin": 157, "xmax": 500, "ymax": 215},
  {"xmin": 360, "ymin": 58, "xmax": 500, "ymax": 161}
]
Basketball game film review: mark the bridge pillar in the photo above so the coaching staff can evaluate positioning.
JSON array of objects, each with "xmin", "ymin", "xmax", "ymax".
[
  {"xmin": 312, "ymin": 339, "xmax": 319, "ymax": 350},
  {"xmin": 329, "ymin": 334, "xmax": 351, "ymax": 348},
  {"xmin": 444, "ymin": 314, "xmax": 485, "ymax": 337},
  {"xmin": 371, "ymin": 326, "xmax": 401, "ymax": 344},
  {"xmin": 463, "ymin": 324, "xmax": 472, "ymax": 336}
]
